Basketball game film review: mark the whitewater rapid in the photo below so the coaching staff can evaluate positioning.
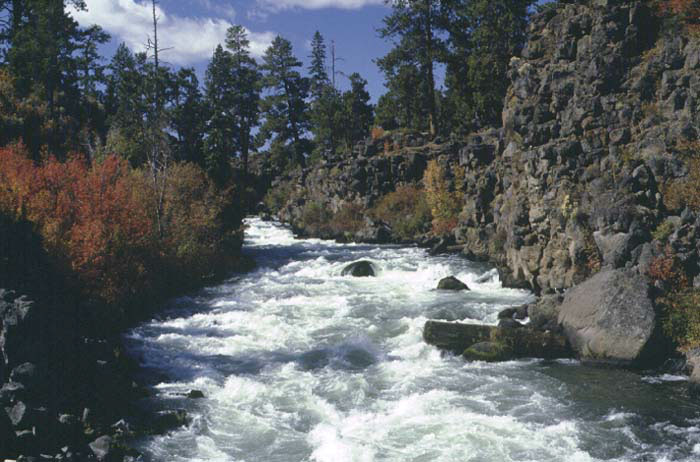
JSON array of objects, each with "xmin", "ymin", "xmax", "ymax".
[{"xmin": 128, "ymin": 218, "xmax": 700, "ymax": 462}]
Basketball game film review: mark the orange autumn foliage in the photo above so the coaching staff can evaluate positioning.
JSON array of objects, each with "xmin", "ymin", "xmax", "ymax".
[{"xmin": 0, "ymin": 146, "xmax": 153, "ymax": 302}]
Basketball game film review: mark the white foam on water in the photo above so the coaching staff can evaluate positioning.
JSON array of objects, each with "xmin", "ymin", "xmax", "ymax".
[{"xmin": 128, "ymin": 218, "xmax": 700, "ymax": 461}]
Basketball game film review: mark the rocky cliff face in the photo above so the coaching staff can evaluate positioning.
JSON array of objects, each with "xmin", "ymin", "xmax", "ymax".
[{"xmin": 269, "ymin": 0, "xmax": 700, "ymax": 299}]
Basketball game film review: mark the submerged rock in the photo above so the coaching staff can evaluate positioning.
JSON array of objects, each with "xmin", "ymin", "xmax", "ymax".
[
  {"xmin": 187, "ymin": 390, "xmax": 205, "ymax": 399},
  {"xmin": 463, "ymin": 342, "xmax": 510, "ymax": 362},
  {"xmin": 341, "ymin": 261, "xmax": 376, "ymax": 277},
  {"xmin": 557, "ymin": 269, "xmax": 659, "ymax": 367},
  {"xmin": 436, "ymin": 276, "xmax": 470, "ymax": 291}
]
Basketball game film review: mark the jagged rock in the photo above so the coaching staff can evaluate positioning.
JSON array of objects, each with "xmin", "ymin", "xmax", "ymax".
[
  {"xmin": 436, "ymin": 276, "xmax": 470, "ymax": 291},
  {"xmin": 557, "ymin": 269, "xmax": 660, "ymax": 366},
  {"xmin": 341, "ymin": 261, "xmax": 376, "ymax": 277}
]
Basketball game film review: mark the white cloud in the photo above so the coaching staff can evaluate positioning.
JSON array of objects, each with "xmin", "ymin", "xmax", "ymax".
[
  {"xmin": 68, "ymin": 0, "xmax": 275, "ymax": 65},
  {"xmin": 256, "ymin": 0, "xmax": 385, "ymax": 12}
]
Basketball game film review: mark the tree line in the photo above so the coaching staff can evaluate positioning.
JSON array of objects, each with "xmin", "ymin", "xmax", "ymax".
[{"xmin": 0, "ymin": 0, "xmax": 375, "ymax": 179}]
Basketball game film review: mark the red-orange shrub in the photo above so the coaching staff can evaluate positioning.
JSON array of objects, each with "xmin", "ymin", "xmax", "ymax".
[{"xmin": 0, "ymin": 146, "xmax": 153, "ymax": 302}]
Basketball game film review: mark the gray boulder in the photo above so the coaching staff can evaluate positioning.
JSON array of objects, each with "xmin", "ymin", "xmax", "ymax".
[
  {"xmin": 341, "ymin": 261, "xmax": 376, "ymax": 277},
  {"xmin": 687, "ymin": 349, "xmax": 700, "ymax": 393},
  {"xmin": 437, "ymin": 276, "xmax": 470, "ymax": 291},
  {"xmin": 557, "ymin": 269, "xmax": 659, "ymax": 366}
]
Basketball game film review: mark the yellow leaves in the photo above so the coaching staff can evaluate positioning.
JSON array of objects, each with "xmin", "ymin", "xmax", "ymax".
[{"xmin": 423, "ymin": 159, "xmax": 461, "ymax": 235}]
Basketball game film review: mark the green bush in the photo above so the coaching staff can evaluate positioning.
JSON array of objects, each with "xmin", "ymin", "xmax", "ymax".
[
  {"xmin": 371, "ymin": 185, "xmax": 432, "ymax": 240},
  {"xmin": 652, "ymin": 219, "xmax": 675, "ymax": 242},
  {"xmin": 659, "ymin": 289, "xmax": 700, "ymax": 350},
  {"xmin": 301, "ymin": 200, "xmax": 333, "ymax": 235},
  {"xmin": 264, "ymin": 181, "xmax": 294, "ymax": 213},
  {"xmin": 330, "ymin": 202, "xmax": 366, "ymax": 235}
]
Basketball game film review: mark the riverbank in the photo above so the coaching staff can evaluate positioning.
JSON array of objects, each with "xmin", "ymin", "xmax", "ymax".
[{"xmin": 0, "ymin": 207, "xmax": 254, "ymax": 461}]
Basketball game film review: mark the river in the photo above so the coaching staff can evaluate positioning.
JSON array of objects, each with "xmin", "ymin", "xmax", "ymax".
[{"xmin": 127, "ymin": 218, "xmax": 700, "ymax": 462}]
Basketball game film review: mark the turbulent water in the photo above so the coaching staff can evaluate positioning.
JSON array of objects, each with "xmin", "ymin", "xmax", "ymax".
[{"xmin": 128, "ymin": 218, "xmax": 700, "ymax": 462}]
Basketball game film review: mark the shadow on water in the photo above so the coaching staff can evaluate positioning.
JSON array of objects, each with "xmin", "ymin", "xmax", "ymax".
[{"xmin": 128, "ymin": 335, "xmax": 384, "ymax": 386}]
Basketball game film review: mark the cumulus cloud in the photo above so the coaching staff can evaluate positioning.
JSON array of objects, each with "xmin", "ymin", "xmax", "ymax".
[
  {"xmin": 256, "ymin": 0, "xmax": 386, "ymax": 11},
  {"xmin": 68, "ymin": 0, "xmax": 275, "ymax": 65}
]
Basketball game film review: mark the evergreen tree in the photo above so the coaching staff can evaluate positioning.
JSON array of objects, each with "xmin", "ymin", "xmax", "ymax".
[
  {"xmin": 442, "ymin": 0, "xmax": 533, "ymax": 132},
  {"xmin": 104, "ymin": 44, "xmax": 150, "ymax": 166},
  {"xmin": 308, "ymin": 30, "xmax": 329, "ymax": 98},
  {"xmin": 168, "ymin": 67, "xmax": 205, "ymax": 165},
  {"xmin": 203, "ymin": 44, "xmax": 236, "ymax": 184},
  {"xmin": 377, "ymin": 0, "xmax": 445, "ymax": 136},
  {"xmin": 224, "ymin": 25, "xmax": 261, "ymax": 174},
  {"xmin": 259, "ymin": 35, "xmax": 310, "ymax": 169},
  {"xmin": 310, "ymin": 86, "xmax": 341, "ymax": 162},
  {"xmin": 339, "ymin": 73, "xmax": 373, "ymax": 153}
]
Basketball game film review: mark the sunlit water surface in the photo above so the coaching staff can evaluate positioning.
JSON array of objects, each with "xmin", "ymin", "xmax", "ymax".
[{"xmin": 128, "ymin": 218, "xmax": 700, "ymax": 462}]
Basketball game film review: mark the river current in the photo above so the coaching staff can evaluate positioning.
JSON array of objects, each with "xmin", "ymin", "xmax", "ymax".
[{"xmin": 128, "ymin": 218, "xmax": 700, "ymax": 462}]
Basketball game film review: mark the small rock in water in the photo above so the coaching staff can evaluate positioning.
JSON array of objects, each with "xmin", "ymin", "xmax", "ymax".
[
  {"xmin": 89, "ymin": 435, "xmax": 112, "ymax": 461},
  {"xmin": 187, "ymin": 390, "xmax": 205, "ymax": 399},
  {"xmin": 436, "ymin": 276, "xmax": 470, "ymax": 291},
  {"xmin": 341, "ymin": 261, "xmax": 376, "ymax": 277}
]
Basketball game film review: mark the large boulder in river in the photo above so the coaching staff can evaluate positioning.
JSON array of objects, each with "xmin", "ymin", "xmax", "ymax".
[
  {"xmin": 557, "ymin": 269, "xmax": 659, "ymax": 367},
  {"xmin": 436, "ymin": 276, "xmax": 470, "ymax": 291},
  {"xmin": 341, "ymin": 261, "xmax": 376, "ymax": 277},
  {"xmin": 423, "ymin": 321, "xmax": 492, "ymax": 354},
  {"xmin": 424, "ymin": 321, "xmax": 571, "ymax": 361}
]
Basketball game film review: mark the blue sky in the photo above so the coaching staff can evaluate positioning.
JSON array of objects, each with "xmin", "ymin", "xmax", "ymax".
[{"xmin": 69, "ymin": 0, "xmax": 393, "ymax": 100}]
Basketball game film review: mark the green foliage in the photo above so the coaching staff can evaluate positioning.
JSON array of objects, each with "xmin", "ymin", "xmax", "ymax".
[
  {"xmin": 301, "ymin": 200, "xmax": 333, "ymax": 235},
  {"xmin": 258, "ymin": 36, "xmax": 311, "ymax": 167},
  {"xmin": 442, "ymin": 0, "xmax": 534, "ymax": 132},
  {"xmin": 377, "ymin": 0, "xmax": 443, "ymax": 135},
  {"xmin": 263, "ymin": 181, "xmax": 294, "ymax": 212},
  {"xmin": 371, "ymin": 185, "xmax": 432, "ymax": 240},
  {"xmin": 330, "ymin": 202, "xmax": 366, "ymax": 235},
  {"xmin": 659, "ymin": 289, "xmax": 700, "ymax": 350},
  {"xmin": 652, "ymin": 219, "xmax": 676, "ymax": 241}
]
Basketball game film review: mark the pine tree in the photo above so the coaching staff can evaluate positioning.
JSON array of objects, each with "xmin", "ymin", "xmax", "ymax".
[
  {"xmin": 340, "ymin": 73, "xmax": 374, "ymax": 152},
  {"xmin": 308, "ymin": 31, "xmax": 329, "ymax": 98},
  {"xmin": 203, "ymin": 44, "xmax": 236, "ymax": 184},
  {"xmin": 442, "ymin": 0, "xmax": 533, "ymax": 132},
  {"xmin": 225, "ymin": 25, "xmax": 261, "ymax": 174},
  {"xmin": 168, "ymin": 67, "xmax": 205, "ymax": 165},
  {"xmin": 377, "ymin": 0, "xmax": 445, "ymax": 137},
  {"xmin": 259, "ymin": 36, "xmax": 310, "ymax": 169}
]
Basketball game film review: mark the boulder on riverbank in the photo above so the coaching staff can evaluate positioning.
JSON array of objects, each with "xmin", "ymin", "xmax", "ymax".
[
  {"xmin": 557, "ymin": 269, "xmax": 661, "ymax": 367},
  {"xmin": 423, "ymin": 320, "xmax": 572, "ymax": 361},
  {"xmin": 341, "ymin": 261, "xmax": 376, "ymax": 277},
  {"xmin": 436, "ymin": 276, "xmax": 470, "ymax": 291},
  {"xmin": 687, "ymin": 350, "xmax": 700, "ymax": 394}
]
